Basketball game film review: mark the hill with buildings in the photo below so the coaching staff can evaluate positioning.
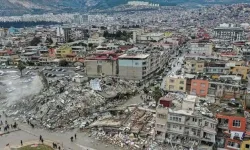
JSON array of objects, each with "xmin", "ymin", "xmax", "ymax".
[{"xmin": 1, "ymin": 0, "xmax": 250, "ymax": 16}]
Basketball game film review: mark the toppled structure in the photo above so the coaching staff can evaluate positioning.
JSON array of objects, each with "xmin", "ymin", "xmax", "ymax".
[
  {"xmin": 88, "ymin": 106, "xmax": 155, "ymax": 149},
  {"xmin": 7, "ymin": 76, "xmax": 138, "ymax": 130}
]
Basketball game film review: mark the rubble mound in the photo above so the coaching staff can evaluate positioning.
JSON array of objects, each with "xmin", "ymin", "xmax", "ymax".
[{"xmin": 7, "ymin": 77, "xmax": 138, "ymax": 130}]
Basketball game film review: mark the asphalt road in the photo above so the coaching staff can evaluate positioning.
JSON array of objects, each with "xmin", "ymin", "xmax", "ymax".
[{"xmin": 0, "ymin": 113, "xmax": 118, "ymax": 150}]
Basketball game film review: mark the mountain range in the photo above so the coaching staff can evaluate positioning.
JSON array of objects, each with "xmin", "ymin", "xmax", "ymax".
[{"xmin": 1, "ymin": 0, "xmax": 250, "ymax": 16}]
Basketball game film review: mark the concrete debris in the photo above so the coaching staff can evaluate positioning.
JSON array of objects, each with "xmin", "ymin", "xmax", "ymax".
[
  {"xmin": 6, "ymin": 76, "xmax": 138, "ymax": 130},
  {"xmin": 88, "ymin": 106, "xmax": 155, "ymax": 149}
]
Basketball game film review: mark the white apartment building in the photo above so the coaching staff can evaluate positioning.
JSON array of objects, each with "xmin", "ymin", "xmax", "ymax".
[
  {"xmin": 155, "ymin": 95, "xmax": 217, "ymax": 148},
  {"xmin": 137, "ymin": 33, "xmax": 164, "ymax": 42},
  {"xmin": 214, "ymin": 24, "xmax": 244, "ymax": 41},
  {"xmin": 118, "ymin": 47, "xmax": 166, "ymax": 80},
  {"xmin": 189, "ymin": 40, "xmax": 213, "ymax": 55}
]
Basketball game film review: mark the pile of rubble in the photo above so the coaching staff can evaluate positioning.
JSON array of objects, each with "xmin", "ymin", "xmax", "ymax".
[
  {"xmin": 87, "ymin": 107, "xmax": 155, "ymax": 150},
  {"xmin": 7, "ymin": 76, "xmax": 138, "ymax": 130}
]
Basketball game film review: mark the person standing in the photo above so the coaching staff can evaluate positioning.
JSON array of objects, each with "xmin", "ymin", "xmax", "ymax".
[
  {"xmin": 74, "ymin": 133, "xmax": 77, "ymax": 139},
  {"xmin": 21, "ymin": 140, "xmax": 23, "ymax": 146}
]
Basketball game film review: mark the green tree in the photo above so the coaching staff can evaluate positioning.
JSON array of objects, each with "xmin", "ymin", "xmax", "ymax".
[
  {"xmin": 152, "ymin": 87, "xmax": 163, "ymax": 107},
  {"xmin": 115, "ymin": 30, "xmax": 122, "ymax": 38},
  {"xmin": 143, "ymin": 87, "xmax": 149, "ymax": 94},
  {"xmin": 30, "ymin": 37, "xmax": 41, "ymax": 46},
  {"xmin": 18, "ymin": 61, "xmax": 26, "ymax": 77},
  {"xmin": 59, "ymin": 59, "xmax": 68, "ymax": 67},
  {"xmin": 45, "ymin": 37, "xmax": 53, "ymax": 44}
]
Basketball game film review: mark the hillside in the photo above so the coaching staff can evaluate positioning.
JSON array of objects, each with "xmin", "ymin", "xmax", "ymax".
[{"xmin": 1, "ymin": 0, "xmax": 250, "ymax": 16}]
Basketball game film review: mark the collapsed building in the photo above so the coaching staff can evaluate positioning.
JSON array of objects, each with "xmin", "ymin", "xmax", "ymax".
[
  {"xmin": 6, "ymin": 74, "xmax": 138, "ymax": 130},
  {"xmin": 88, "ymin": 106, "xmax": 155, "ymax": 150}
]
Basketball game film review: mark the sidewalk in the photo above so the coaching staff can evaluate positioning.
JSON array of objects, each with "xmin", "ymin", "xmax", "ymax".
[{"xmin": 4, "ymin": 139, "xmax": 61, "ymax": 150}]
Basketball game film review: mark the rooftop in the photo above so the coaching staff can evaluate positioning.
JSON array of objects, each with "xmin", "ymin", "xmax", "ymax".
[
  {"xmin": 118, "ymin": 53, "xmax": 150, "ymax": 59},
  {"xmin": 184, "ymin": 95, "xmax": 197, "ymax": 103}
]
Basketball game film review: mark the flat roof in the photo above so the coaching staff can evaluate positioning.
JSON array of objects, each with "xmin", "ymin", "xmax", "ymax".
[
  {"xmin": 118, "ymin": 53, "xmax": 150, "ymax": 59},
  {"xmin": 169, "ymin": 109, "xmax": 194, "ymax": 116},
  {"xmin": 184, "ymin": 95, "xmax": 197, "ymax": 103},
  {"xmin": 144, "ymin": 33, "xmax": 164, "ymax": 37},
  {"xmin": 23, "ymin": 52, "xmax": 37, "ymax": 55}
]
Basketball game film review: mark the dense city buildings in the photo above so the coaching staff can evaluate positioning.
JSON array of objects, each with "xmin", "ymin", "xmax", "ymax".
[{"xmin": 2, "ymin": 2, "xmax": 250, "ymax": 150}]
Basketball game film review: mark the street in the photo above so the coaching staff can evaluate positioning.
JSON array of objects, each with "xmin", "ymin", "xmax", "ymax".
[{"xmin": 0, "ymin": 113, "xmax": 118, "ymax": 150}]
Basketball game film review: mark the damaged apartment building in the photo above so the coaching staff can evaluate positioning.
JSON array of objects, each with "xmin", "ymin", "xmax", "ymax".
[
  {"xmin": 155, "ymin": 94, "xmax": 217, "ymax": 149},
  {"xmin": 85, "ymin": 46, "xmax": 168, "ymax": 80}
]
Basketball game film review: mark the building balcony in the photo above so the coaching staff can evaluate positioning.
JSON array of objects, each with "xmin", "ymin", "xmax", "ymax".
[
  {"xmin": 203, "ymin": 126, "xmax": 217, "ymax": 134},
  {"xmin": 167, "ymin": 129, "xmax": 185, "ymax": 135},
  {"xmin": 218, "ymin": 123, "xmax": 228, "ymax": 129},
  {"xmin": 202, "ymin": 136, "xmax": 215, "ymax": 143},
  {"xmin": 167, "ymin": 119, "xmax": 185, "ymax": 125}
]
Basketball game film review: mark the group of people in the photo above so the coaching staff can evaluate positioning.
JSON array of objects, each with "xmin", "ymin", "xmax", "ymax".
[
  {"xmin": 0, "ymin": 112, "xmax": 18, "ymax": 132},
  {"xmin": 70, "ymin": 134, "xmax": 77, "ymax": 142},
  {"xmin": 52, "ymin": 142, "xmax": 61, "ymax": 150},
  {"xmin": 26, "ymin": 119, "xmax": 35, "ymax": 128}
]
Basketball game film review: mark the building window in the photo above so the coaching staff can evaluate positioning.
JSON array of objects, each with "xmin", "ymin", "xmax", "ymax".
[
  {"xmin": 169, "ymin": 85, "xmax": 174, "ymax": 89},
  {"xmin": 172, "ymin": 125, "xmax": 177, "ymax": 129},
  {"xmin": 193, "ymin": 82, "xmax": 197, "ymax": 86},
  {"xmin": 170, "ymin": 79, "xmax": 175, "ymax": 83},
  {"xmin": 200, "ymin": 83, "xmax": 206, "ymax": 87},
  {"xmin": 192, "ymin": 89, "xmax": 196, "ymax": 93},
  {"xmin": 179, "ymin": 126, "xmax": 182, "ymax": 130},
  {"xmin": 227, "ymin": 141, "xmax": 240, "ymax": 148},
  {"xmin": 167, "ymin": 124, "xmax": 170, "ymax": 128},
  {"xmin": 205, "ymin": 121, "xmax": 209, "ymax": 126},
  {"xmin": 180, "ymin": 81, "xmax": 184, "ymax": 84},
  {"xmin": 200, "ymin": 90, "xmax": 205, "ymax": 94},
  {"xmin": 233, "ymin": 120, "xmax": 241, "ymax": 127},
  {"xmin": 135, "ymin": 62, "xmax": 139, "ymax": 65},
  {"xmin": 211, "ymin": 84, "xmax": 216, "ymax": 88},
  {"xmin": 193, "ymin": 118, "xmax": 197, "ymax": 122},
  {"xmin": 246, "ymin": 144, "xmax": 250, "ymax": 148},
  {"xmin": 179, "ymin": 86, "xmax": 184, "ymax": 90},
  {"xmin": 210, "ymin": 123, "xmax": 215, "ymax": 129},
  {"xmin": 213, "ymin": 69, "xmax": 216, "ymax": 72},
  {"xmin": 157, "ymin": 124, "xmax": 164, "ymax": 128},
  {"xmin": 158, "ymin": 114, "xmax": 166, "ymax": 119}
]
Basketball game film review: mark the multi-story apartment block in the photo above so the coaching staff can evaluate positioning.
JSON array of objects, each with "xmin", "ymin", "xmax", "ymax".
[
  {"xmin": 184, "ymin": 60, "xmax": 205, "ymax": 74},
  {"xmin": 228, "ymin": 66, "xmax": 250, "ymax": 80},
  {"xmin": 207, "ymin": 75, "xmax": 243, "ymax": 99},
  {"xmin": 190, "ymin": 79, "xmax": 209, "ymax": 97},
  {"xmin": 165, "ymin": 75, "xmax": 187, "ymax": 93},
  {"xmin": 155, "ymin": 95, "xmax": 217, "ymax": 148},
  {"xmin": 189, "ymin": 40, "xmax": 213, "ymax": 56},
  {"xmin": 85, "ymin": 51, "xmax": 119, "ymax": 77},
  {"xmin": 204, "ymin": 61, "xmax": 226, "ymax": 74},
  {"xmin": 217, "ymin": 104, "xmax": 247, "ymax": 150},
  {"xmin": 214, "ymin": 24, "xmax": 244, "ymax": 41},
  {"xmin": 118, "ymin": 47, "xmax": 166, "ymax": 80},
  {"xmin": 164, "ymin": 74, "xmax": 195, "ymax": 93},
  {"xmin": 55, "ymin": 45, "xmax": 72, "ymax": 58}
]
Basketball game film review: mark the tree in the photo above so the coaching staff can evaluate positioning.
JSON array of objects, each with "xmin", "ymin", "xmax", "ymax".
[
  {"xmin": 152, "ymin": 87, "xmax": 163, "ymax": 107},
  {"xmin": 18, "ymin": 61, "xmax": 26, "ymax": 77},
  {"xmin": 143, "ymin": 87, "xmax": 149, "ymax": 94},
  {"xmin": 30, "ymin": 37, "xmax": 41, "ymax": 46},
  {"xmin": 45, "ymin": 37, "xmax": 53, "ymax": 44},
  {"xmin": 59, "ymin": 59, "xmax": 68, "ymax": 67}
]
